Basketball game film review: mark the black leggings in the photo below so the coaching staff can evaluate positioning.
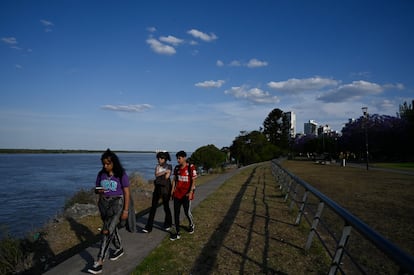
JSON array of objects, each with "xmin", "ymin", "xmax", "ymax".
[
  {"xmin": 173, "ymin": 196, "xmax": 193, "ymax": 234},
  {"xmin": 146, "ymin": 184, "xmax": 172, "ymax": 230}
]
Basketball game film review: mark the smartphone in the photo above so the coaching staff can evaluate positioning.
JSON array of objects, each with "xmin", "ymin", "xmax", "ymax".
[{"xmin": 95, "ymin": 186, "xmax": 104, "ymax": 193}]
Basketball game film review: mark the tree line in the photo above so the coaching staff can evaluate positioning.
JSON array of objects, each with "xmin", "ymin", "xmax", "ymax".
[{"xmin": 191, "ymin": 100, "xmax": 414, "ymax": 169}]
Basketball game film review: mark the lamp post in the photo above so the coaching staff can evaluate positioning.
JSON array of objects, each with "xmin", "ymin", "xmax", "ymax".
[{"xmin": 362, "ymin": 107, "xmax": 369, "ymax": 170}]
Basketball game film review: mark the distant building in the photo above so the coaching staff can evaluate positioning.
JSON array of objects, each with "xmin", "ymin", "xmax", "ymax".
[
  {"xmin": 304, "ymin": 120, "xmax": 318, "ymax": 135},
  {"xmin": 285, "ymin": 111, "xmax": 296, "ymax": 138},
  {"xmin": 317, "ymin": 124, "xmax": 331, "ymax": 136}
]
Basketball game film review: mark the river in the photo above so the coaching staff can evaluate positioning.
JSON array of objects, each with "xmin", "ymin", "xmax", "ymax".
[{"xmin": 0, "ymin": 152, "xmax": 160, "ymax": 239}]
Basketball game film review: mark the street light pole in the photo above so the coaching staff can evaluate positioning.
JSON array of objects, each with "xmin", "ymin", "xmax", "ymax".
[{"xmin": 362, "ymin": 107, "xmax": 369, "ymax": 170}]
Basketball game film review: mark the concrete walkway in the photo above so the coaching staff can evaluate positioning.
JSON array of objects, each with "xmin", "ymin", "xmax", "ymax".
[{"xmin": 44, "ymin": 168, "xmax": 242, "ymax": 275}]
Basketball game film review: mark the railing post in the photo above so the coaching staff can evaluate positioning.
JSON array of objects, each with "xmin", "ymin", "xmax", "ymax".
[
  {"xmin": 305, "ymin": 201, "xmax": 325, "ymax": 251},
  {"xmin": 289, "ymin": 183, "xmax": 299, "ymax": 210},
  {"xmin": 295, "ymin": 190, "xmax": 309, "ymax": 225},
  {"xmin": 328, "ymin": 225, "xmax": 352, "ymax": 275},
  {"xmin": 277, "ymin": 171, "xmax": 285, "ymax": 190},
  {"xmin": 284, "ymin": 179, "xmax": 293, "ymax": 202}
]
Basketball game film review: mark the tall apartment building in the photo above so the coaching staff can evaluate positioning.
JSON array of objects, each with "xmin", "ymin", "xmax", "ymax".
[
  {"xmin": 317, "ymin": 124, "xmax": 331, "ymax": 136},
  {"xmin": 285, "ymin": 111, "xmax": 296, "ymax": 138},
  {"xmin": 304, "ymin": 120, "xmax": 318, "ymax": 135}
]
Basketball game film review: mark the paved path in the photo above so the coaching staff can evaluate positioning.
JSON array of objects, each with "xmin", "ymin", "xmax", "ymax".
[{"xmin": 44, "ymin": 168, "xmax": 242, "ymax": 275}]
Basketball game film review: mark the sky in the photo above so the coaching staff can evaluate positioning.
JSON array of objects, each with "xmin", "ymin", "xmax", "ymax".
[{"xmin": 1, "ymin": 0, "xmax": 413, "ymax": 152}]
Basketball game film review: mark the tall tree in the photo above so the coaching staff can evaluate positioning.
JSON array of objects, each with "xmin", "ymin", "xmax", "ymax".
[
  {"xmin": 230, "ymin": 130, "xmax": 281, "ymax": 165},
  {"xmin": 341, "ymin": 113, "xmax": 408, "ymax": 161},
  {"xmin": 190, "ymin": 144, "xmax": 226, "ymax": 171},
  {"xmin": 262, "ymin": 108, "xmax": 290, "ymax": 150},
  {"xmin": 398, "ymin": 100, "xmax": 414, "ymax": 159}
]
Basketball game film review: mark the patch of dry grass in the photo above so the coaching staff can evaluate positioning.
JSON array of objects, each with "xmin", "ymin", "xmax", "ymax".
[
  {"xmin": 280, "ymin": 160, "xmax": 414, "ymax": 274},
  {"xmin": 134, "ymin": 163, "xmax": 330, "ymax": 274},
  {"xmin": 281, "ymin": 160, "xmax": 414, "ymax": 255}
]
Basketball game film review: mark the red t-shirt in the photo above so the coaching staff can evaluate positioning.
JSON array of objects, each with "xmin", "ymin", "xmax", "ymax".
[{"xmin": 173, "ymin": 164, "xmax": 197, "ymax": 199}]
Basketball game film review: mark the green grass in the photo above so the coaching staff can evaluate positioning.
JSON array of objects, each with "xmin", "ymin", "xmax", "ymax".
[
  {"xmin": 133, "ymin": 163, "xmax": 329, "ymax": 274},
  {"xmin": 372, "ymin": 162, "xmax": 414, "ymax": 170}
]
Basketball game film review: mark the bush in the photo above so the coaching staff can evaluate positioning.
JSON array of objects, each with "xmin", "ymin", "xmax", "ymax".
[
  {"xmin": 0, "ymin": 235, "xmax": 36, "ymax": 275},
  {"xmin": 64, "ymin": 188, "xmax": 95, "ymax": 210}
]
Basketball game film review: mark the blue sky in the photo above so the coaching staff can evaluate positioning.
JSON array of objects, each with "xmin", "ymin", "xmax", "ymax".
[{"xmin": 1, "ymin": 0, "xmax": 413, "ymax": 152}]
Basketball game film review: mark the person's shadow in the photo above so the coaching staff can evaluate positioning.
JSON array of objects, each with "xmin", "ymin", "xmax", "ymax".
[{"xmin": 65, "ymin": 217, "xmax": 100, "ymax": 273}]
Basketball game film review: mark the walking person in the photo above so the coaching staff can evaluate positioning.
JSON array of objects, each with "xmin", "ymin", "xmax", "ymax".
[
  {"xmin": 88, "ymin": 149, "xmax": 130, "ymax": 274},
  {"xmin": 170, "ymin": 150, "xmax": 197, "ymax": 241},
  {"xmin": 142, "ymin": 151, "xmax": 173, "ymax": 233}
]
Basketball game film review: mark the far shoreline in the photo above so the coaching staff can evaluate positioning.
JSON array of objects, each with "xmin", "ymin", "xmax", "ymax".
[{"xmin": 0, "ymin": 149, "xmax": 154, "ymax": 154}]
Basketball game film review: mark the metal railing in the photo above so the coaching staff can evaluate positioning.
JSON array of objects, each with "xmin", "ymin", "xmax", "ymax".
[{"xmin": 271, "ymin": 160, "xmax": 414, "ymax": 274}]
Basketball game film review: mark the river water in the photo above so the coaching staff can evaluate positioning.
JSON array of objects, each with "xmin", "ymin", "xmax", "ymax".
[{"xmin": 0, "ymin": 152, "xmax": 160, "ymax": 239}]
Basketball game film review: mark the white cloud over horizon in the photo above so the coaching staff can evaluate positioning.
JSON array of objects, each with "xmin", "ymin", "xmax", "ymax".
[
  {"xmin": 187, "ymin": 29, "xmax": 218, "ymax": 42},
  {"xmin": 195, "ymin": 80, "xmax": 225, "ymax": 88},
  {"xmin": 224, "ymin": 86, "xmax": 280, "ymax": 104},
  {"xmin": 146, "ymin": 37, "xmax": 176, "ymax": 55},
  {"xmin": 101, "ymin": 104, "xmax": 153, "ymax": 112}
]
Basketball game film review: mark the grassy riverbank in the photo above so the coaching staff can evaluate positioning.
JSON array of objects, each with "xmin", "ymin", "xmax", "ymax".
[
  {"xmin": 0, "ymin": 171, "xmax": 225, "ymax": 274},
  {"xmin": 2, "ymin": 160, "xmax": 413, "ymax": 274}
]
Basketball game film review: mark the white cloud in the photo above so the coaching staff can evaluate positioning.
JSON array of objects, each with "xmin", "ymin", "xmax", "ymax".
[
  {"xmin": 187, "ymin": 29, "xmax": 218, "ymax": 42},
  {"xmin": 1, "ymin": 37, "xmax": 18, "ymax": 45},
  {"xmin": 159, "ymin": 35, "xmax": 184, "ymax": 46},
  {"xmin": 224, "ymin": 86, "xmax": 280, "ymax": 104},
  {"xmin": 383, "ymin": 83, "xmax": 405, "ymax": 90},
  {"xmin": 216, "ymin": 60, "xmax": 224, "ymax": 67},
  {"xmin": 15, "ymin": 64, "xmax": 22, "ymax": 69},
  {"xmin": 268, "ymin": 76, "xmax": 339, "ymax": 93},
  {"xmin": 195, "ymin": 80, "xmax": 225, "ymax": 88},
  {"xmin": 40, "ymin": 19, "xmax": 54, "ymax": 27},
  {"xmin": 40, "ymin": 19, "xmax": 54, "ymax": 32},
  {"xmin": 147, "ymin": 26, "xmax": 157, "ymax": 32},
  {"xmin": 246, "ymin": 58, "xmax": 268, "ymax": 68},
  {"xmin": 146, "ymin": 38, "xmax": 176, "ymax": 55},
  {"xmin": 229, "ymin": 60, "xmax": 242, "ymax": 67},
  {"xmin": 318, "ymin": 80, "xmax": 383, "ymax": 103},
  {"xmin": 101, "ymin": 104, "xmax": 153, "ymax": 112},
  {"xmin": 220, "ymin": 58, "xmax": 268, "ymax": 68}
]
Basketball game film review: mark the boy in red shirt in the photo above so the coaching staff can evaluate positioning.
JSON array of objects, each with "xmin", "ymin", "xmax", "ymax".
[{"xmin": 170, "ymin": 150, "xmax": 197, "ymax": 241}]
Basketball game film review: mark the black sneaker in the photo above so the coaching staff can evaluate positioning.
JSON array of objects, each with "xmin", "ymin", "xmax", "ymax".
[
  {"xmin": 164, "ymin": 226, "xmax": 171, "ymax": 231},
  {"xmin": 142, "ymin": 228, "xmax": 151, "ymax": 233},
  {"xmin": 109, "ymin": 248, "xmax": 124, "ymax": 261},
  {"xmin": 87, "ymin": 262, "xmax": 103, "ymax": 274},
  {"xmin": 188, "ymin": 224, "xmax": 195, "ymax": 234},
  {"xmin": 169, "ymin": 233, "xmax": 181, "ymax": 241}
]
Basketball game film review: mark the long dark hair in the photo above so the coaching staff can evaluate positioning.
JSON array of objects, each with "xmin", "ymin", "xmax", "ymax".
[
  {"xmin": 156, "ymin": 151, "xmax": 171, "ymax": 161},
  {"xmin": 99, "ymin": 148, "xmax": 125, "ymax": 179}
]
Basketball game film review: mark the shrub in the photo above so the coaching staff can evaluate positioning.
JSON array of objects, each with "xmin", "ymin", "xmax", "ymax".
[
  {"xmin": 63, "ymin": 188, "xmax": 95, "ymax": 210},
  {"xmin": 0, "ymin": 235, "xmax": 32, "ymax": 275}
]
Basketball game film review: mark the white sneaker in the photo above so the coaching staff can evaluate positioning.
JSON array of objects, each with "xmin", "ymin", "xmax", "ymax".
[
  {"xmin": 87, "ymin": 262, "xmax": 103, "ymax": 274},
  {"xmin": 169, "ymin": 233, "xmax": 181, "ymax": 241},
  {"xmin": 109, "ymin": 248, "xmax": 124, "ymax": 261}
]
